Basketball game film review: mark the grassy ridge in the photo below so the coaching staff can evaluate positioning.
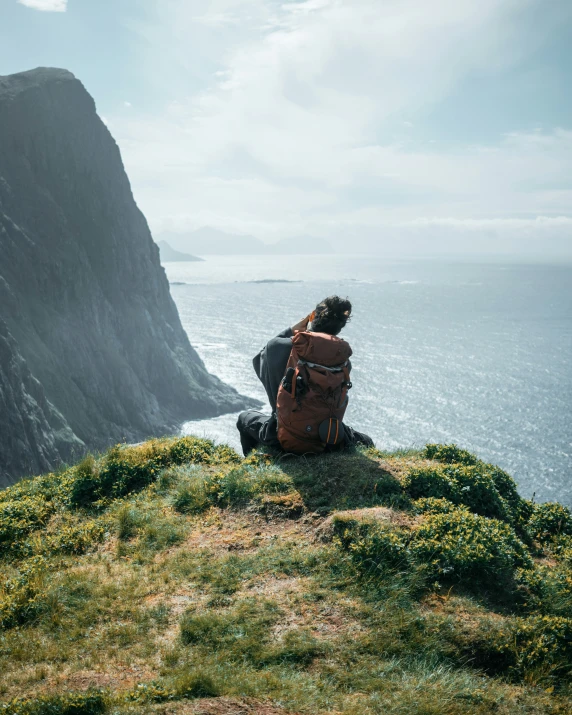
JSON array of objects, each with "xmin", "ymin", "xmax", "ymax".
[{"xmin": 0, "ymin": 437, "xmax": 571, "ymax": 714}]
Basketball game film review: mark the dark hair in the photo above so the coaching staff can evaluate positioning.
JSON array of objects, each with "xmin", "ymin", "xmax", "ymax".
[{"xmin": 311, "ymin": 296, "xmax": 352, "ymax": 336}]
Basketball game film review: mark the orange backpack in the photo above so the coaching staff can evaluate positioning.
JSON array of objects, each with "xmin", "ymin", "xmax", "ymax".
[{"xmin": 276, "ymin": 331, "xmax": 353, "ymax": 453}]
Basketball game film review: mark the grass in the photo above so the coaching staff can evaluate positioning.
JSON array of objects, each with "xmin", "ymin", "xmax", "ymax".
[{"xmin": 0, "ymin": 436, "xmax": 571, "ymax": 714}]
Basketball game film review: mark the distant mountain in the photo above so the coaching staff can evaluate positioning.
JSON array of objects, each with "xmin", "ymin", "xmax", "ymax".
[
  {"xmin": 163, "ymin": 228, "xmax": 265, "ymax": 256},
  {"xmin": 157, "ymin": 240, "xmax": 203, "ymax": 263},
  {"xmin": 160, "ymin": 227, "xmax": 334, "ymax": 256}
]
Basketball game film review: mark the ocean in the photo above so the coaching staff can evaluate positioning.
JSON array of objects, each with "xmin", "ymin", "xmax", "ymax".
[{"xmin": 164, "ymin": 255, "xmax": 572, "ymax": 505}]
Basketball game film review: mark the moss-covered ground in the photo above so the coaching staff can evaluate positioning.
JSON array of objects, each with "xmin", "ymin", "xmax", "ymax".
[{"xmin": 1, "ymin": 437, "xmax": 571, "ymax": 714}]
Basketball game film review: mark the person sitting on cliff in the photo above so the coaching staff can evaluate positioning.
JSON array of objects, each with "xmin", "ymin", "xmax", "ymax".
[{"xmin": 236, "ymin": 295, "xmax": 374, "ymax": 456}]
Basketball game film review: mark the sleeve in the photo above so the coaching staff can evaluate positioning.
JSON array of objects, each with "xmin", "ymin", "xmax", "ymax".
[
  {"xmin": 253, "ymin": 328, "xmax": 292, "ymax": 380},
  {"xmin": 275, "ymin": 327, "xmax": 294, "ymax": 339},
  {"xmin": 252, "ymin": 329, "xmax": 294, "ymax": 410},
  {"xmin": 253, "ymin": 350, "xmax": 263, "ymax": 380}
]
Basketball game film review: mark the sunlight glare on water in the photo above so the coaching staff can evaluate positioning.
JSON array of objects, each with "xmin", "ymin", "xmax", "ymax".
[{"xmin": 165, "ymin": 255, "xmax": 572, "ymax": 504}]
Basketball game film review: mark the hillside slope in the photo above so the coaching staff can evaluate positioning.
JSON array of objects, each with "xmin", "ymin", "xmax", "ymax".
[
  {"xmin": 0, "ymin": 68, "xmax": 251, "ymax": 486},
  {"xmin": 0, "ymin": 439, "xmax": 571, "ymax": 714}
]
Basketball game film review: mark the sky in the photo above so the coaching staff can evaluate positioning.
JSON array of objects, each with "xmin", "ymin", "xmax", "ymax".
[{"xmin": 1, "ymin": 0, "xmax": 572, "ymax": 253}]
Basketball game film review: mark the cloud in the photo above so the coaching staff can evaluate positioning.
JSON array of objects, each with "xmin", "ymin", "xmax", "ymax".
[
  {"xmin": 17, "ymin": 0, "xmax": 67, "ymax": 12},
  {"xmin": 110, "ymin": 0, "xmax": 571, "ymax": 251},
  {"xmin": 190, "ymin": 12, "xmax": 240, "ymax": 27}
]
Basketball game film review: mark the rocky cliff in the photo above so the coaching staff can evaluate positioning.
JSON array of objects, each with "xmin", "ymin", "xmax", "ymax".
[
  {"xmin": 0, "ymin": 319, "xmax": 84, "ymax": 488},
  {"xmin": 0, "ymin": 68, "xmax": 250, "ymax": 487}
]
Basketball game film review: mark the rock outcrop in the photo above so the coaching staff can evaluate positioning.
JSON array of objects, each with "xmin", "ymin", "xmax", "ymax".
[{"xmin": 0, "ymin": 68, "xmax": 251, "ymax": 487}]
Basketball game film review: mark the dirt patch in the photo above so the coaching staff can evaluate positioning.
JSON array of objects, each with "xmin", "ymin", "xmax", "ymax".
[
  {"xmin": 240, "ymin": 575, "xmax": 362, "ymax": 641},
  {"xmin": 421, "ymin": 592, "xmax": 508, "ymax": 631},
  {"xmin": 257, "ymin": 492, "xmax": 306, "ymax": 519},
  {"xmin": 153, "ymin": 697, "xmax": 299, "ymax": 714},
  {"xmin": 248, "ymin": 576, "xmax": 303, "ymax": 597},
  {"xmin": 165, "ymin": 510, "xmax": 318, "ymax": 557},
  {"xmin": 40, "ymin": 665, "xmax": 156, "ymax": 694}
]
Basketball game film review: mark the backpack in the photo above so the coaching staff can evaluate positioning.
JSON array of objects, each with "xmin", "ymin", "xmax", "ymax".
[{"xmin": 276, "ymin": 330, "xmax": 353, "ymax": 454}]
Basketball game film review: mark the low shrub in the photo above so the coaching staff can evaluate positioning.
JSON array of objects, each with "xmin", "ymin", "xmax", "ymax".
[
  {"xmin": 168, "ymin": 439, "xmax": 239, "ymax": 466},
  {"xmin": 42, "ymin": 517, "xmax": 106, "ymax": 555},
  {"xmin": 411, "ymin": 510, "xmax": 532, "ymax": 581},
  {"xmin": 450, "ymin": 466, "xmax": 510, "ymax": 521},
  {"xmin": 64, "ymin": 456, "xmax": 100, "ymax": 509},
  {"xmin": 507, "ymin": 615, "xmax": 572, "ymax": 681},
  {"xmin": 0, "ymin": 692, "xmax": 106, "ymax": 715},
  {"xmin": 335, "ymin": 506, "xmax": 531, "ymax": 587},
  {"xmin": 0, "ymin": 471, "xmax": 69, "ymax": 507},
  {"xmin": 528, "ymin": 502, "xmax": 572, "ymax": 543},
  {"xmin": 0, "ymin": 438, "xmax": 239, "ymax": 554},
  {"xmin": 514, "ymin": 564, "xmax": 572, "ymax": 617},
  {"xmin": 333, "ymin": 513, "xmax": 409, "ymax": 571},
  {"xmin": 550, "ymin": 534, "xmax": 572, "ymax": 564},
  {"xmin": 513, "ymin": 567, "xmax": 547, "ymax": 612},
  {"xmin": 0, "ymin": 497, "xmax": 54, "ymax": 555},
  {"xmin": 406, "ymin": 450, "xmax": 532, "ymax": 530},
  {"xmin": 404, "ymin": 466, "xmax": 460, "ymax": 503},
  {"xmin": 424, "ymin": 444, "xmax": 479, "ymax": 466},
  {"xmin": 412, "ymin": 497, "xmax": 459, "ymax": 515},
  {"xmin": 0, "ymin": 557, "xmax": 49, "ymax": 629},
  {"xmin": 465, "ymin": 615, "xmax": 572, "ymax": 683},
  {"xmin": 423, "ymin": 444, "xmax": 531, "ymax": 519},
  {"xmin": 487, "ymin": 465, "xmax": 527, "ymax": 514},
  {"xmin": 405, "ymin": 464, "xmax": 514, "ymax": 522},
  {"xmin": 69, "ymin": 437, "xmax": 240, "ymax": 507}
]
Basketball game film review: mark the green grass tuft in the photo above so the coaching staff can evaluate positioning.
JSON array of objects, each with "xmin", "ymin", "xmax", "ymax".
[{"xmin": 173, "ymin": 671, "xmax": 222, "ymax": 698}]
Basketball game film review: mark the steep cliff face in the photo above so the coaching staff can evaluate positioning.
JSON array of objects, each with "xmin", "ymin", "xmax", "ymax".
[
  {"xmin": 0, "ymin": 319, "xmax": 84, "ymax": 488},
  {"xmin": 0, "ymin": 68, "xmax": 250, "ymax": 486}
]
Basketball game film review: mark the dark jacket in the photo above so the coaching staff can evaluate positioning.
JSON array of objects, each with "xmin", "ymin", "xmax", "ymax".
[{"xmin": 252, "ymin": 327, "xmax": 294, "ymax": 412}]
